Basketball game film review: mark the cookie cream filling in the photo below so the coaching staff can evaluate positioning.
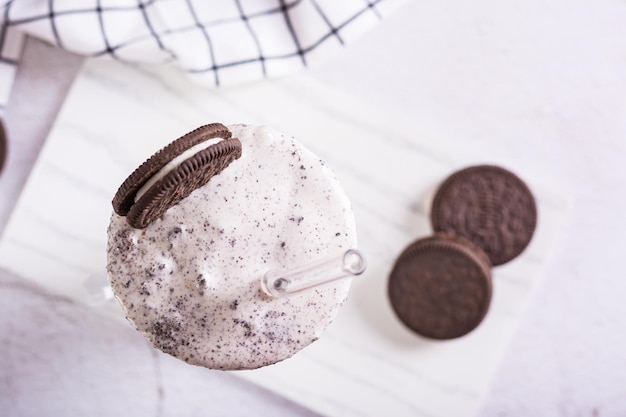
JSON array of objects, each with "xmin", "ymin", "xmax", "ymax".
[
  {"xmin": 107, "ymin": 124, "xmax": 357, "ymax": 370},
  {"xmin": 134, "ymin": 137, "xmax": 224, "ymax": 202}
]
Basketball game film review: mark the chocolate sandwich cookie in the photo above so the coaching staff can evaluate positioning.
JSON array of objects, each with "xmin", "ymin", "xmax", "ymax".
[
  {"xmin": 388, "ymin": 233, "xmax": 492, "ymax": 340},
  {"xmin": 113, "ymin": 123, "xmax": 242, "ymax": 229},
  {"xmin": 0, "ymin": 119, "xmax": 6, "ymax": 175},
  {"xmin": 430, "ymin": 165, "xmax": 537, "ymax": 266}
]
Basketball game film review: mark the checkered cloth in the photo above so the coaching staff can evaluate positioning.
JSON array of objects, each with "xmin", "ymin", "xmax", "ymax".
[{"xmin": 0, "ymin": 0, "xmax": 403, "ymax": 113}]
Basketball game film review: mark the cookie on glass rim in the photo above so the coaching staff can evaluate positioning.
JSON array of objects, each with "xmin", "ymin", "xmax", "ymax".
[{"xmin": 112, "ymin": 122, "xmax": 241, "ymax": 229}]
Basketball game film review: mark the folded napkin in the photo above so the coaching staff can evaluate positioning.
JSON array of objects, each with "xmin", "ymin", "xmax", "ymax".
[{"xmin": 0, "ymin": 0, "xmax": 403, "ymax": 112}]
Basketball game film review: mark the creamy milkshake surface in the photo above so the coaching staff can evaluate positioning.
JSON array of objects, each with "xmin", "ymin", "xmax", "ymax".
[{"xmin": 107, "ymin": 124, "xmax": 357, "ymax": 370}]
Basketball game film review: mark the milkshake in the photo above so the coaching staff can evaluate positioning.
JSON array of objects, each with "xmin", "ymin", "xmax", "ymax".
[{"xmin": 107, "ymin": 124, "xmax": 358, "ymax": 370}]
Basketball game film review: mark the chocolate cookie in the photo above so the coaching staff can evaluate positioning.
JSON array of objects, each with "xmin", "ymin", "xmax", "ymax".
[
  {"xmin": 388, "ymin": 233, "xmax": 492, "ymax": 339},
  {"xmin": 431, "ymin": 165, "xmax": 537, "ymax": 266},
  {"xmin": 0, "ymin": 119, "xmax": 6, "ymax": 175},
  {"xmin": 113, "ymin": 123, "xmax": 242, "ymax": 229}
]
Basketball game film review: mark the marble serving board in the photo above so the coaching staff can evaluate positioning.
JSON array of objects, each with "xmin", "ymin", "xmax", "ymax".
[{"xmin": 0, "ymin": 58, "xmax": 567, "ymax": 417}]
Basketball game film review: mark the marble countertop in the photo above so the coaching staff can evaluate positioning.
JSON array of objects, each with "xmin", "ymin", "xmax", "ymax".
[{"xmin": 2, "ymin": 1, "xmax": 626, "ymax": 416}]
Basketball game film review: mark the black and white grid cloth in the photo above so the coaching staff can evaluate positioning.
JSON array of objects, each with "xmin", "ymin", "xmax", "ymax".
[{"xmin": 0, "ymin": 0, "xmax": 403, "ymax": 112}]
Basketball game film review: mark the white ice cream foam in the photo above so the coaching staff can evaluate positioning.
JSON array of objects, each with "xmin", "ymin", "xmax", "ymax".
[
  {"xmin": 107, "ymin": 124, "xmax": 357, "ymax": 370},
  {"xmin": 134, "ymin": 137, "xmax": 224, "ymax": 202}
]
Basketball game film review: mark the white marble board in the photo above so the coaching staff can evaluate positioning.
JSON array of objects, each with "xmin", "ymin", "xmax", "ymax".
[{"xmin": 0, "ymin": 58, "xmax": 568, "ymax": 417}]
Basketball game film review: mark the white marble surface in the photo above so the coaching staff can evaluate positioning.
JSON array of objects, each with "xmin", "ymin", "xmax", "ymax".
[
  {"xmin": 2, "ymin": 1, "xmax": 626, "ymax": 416},
  {"xmin": 0, "ymin": 52, "xmax": 568, "ymax": 417}
]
